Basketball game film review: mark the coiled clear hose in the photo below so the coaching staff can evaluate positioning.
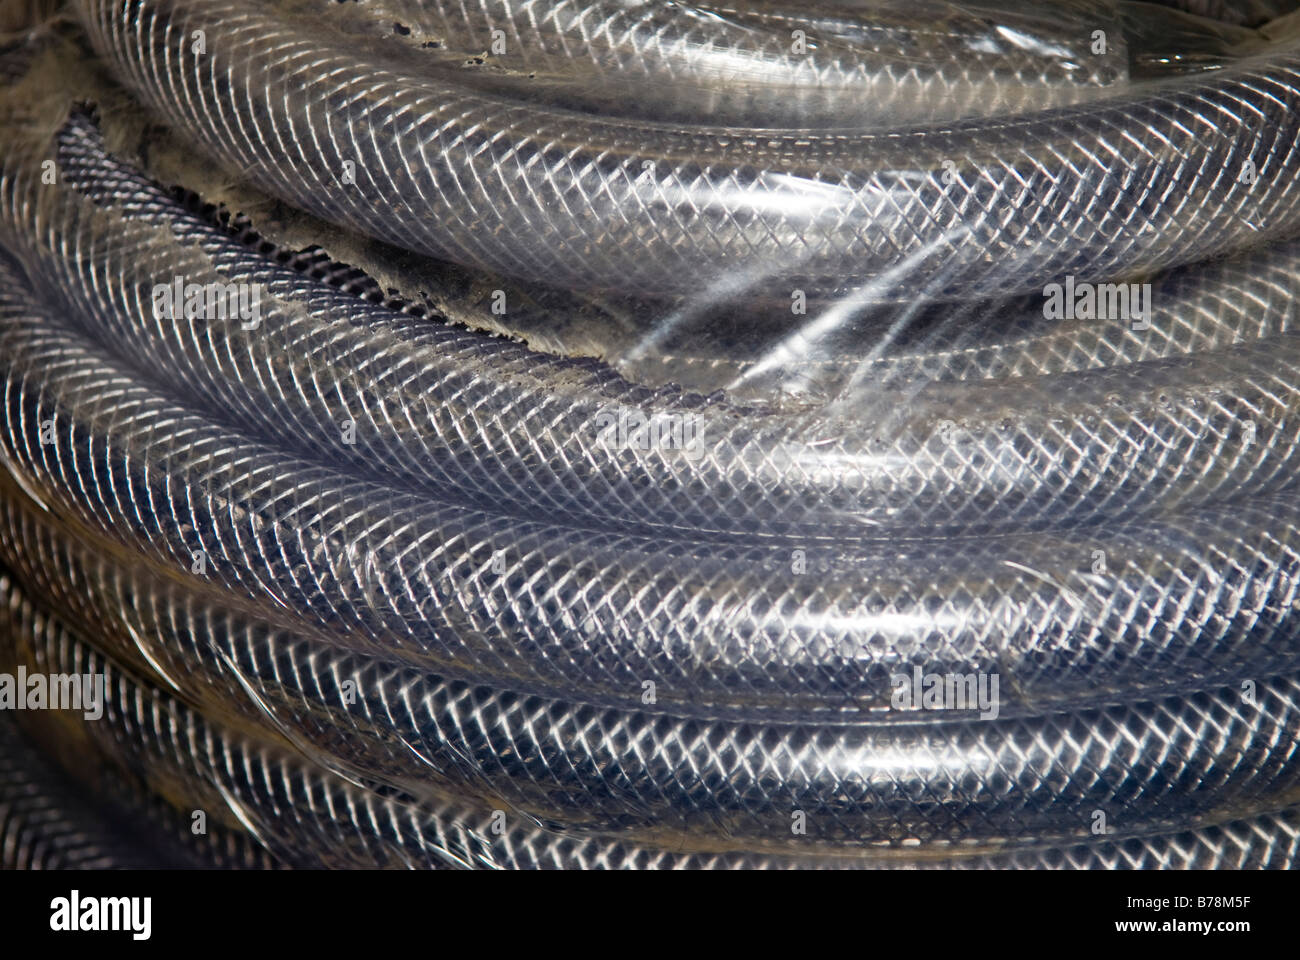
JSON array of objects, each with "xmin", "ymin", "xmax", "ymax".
[
  {"xmin": 2, "ymin": 2, "xmax": 1300, "ymax": 867},
  {"xmin": 73, "ymin": 0, "xmax": 1300, "ymax": 299},
  {"xmin": 5, "ymin": 573, "xmax": 1300, "ymax": 868}
]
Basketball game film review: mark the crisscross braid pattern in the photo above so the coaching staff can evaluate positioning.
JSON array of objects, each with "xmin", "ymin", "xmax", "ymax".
[
  {"xmin": 2, "ymin": 2, "xmax": 1300, "ymax": 867},
  {"xmin": 72, "ymin": 0, "xmax": 1300, "ymax": 300},
  {"xmin": 4, "ymin": 579, "xmax": 1300, "ymax": 869}
]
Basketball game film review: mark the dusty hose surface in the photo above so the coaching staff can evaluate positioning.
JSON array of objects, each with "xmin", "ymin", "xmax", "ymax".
[{"xmin": 1, "ymin": 0, "xmax": 1299, "ymax": 869}]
